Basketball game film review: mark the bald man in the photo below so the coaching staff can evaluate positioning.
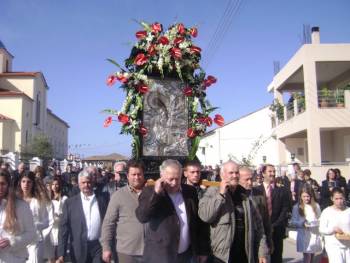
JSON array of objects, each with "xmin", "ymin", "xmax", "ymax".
[{"xmin": 199, "ymin": 161, "xmax": 268, "ymax": 263}]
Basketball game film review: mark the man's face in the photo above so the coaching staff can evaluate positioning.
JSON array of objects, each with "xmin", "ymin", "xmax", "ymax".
[
  {"xmin": 263, "ymin": 165, "xmax": 275, "ymax": 184},
  {"xmin": 239, "ymin": 169, "xmax": 253, "ymax": 190},
  {"xmin": 0, "ymin": 176, "xmax": 8, "ymax": 199},
  {"xmin": 221, "ymin": 163, "xmax": 239, "ymax": 187},
  {"xmin": 18, "ymin": 163, "xmax": 25, "ymax": 173},
  {"xmin": 332, "ymin": 193, "xmax": 345, "ymax": 209},
  {"xmin": 114, "ymin": 164, "xmax": 125, "ymax": 182},
  {"xmin": 184, "ymin": 165, "xmax": 201, "ymax": 186},
  {"xmin": 161, "ymin": 166, "xmax": 181, "ymax": 193},
  {"xmin": 79, "ymin": 176, "xmax": 93, "ymax": 195},
  {"xmin": 127, "ymin": 167, "xmax": 145, "ymax": 190}
]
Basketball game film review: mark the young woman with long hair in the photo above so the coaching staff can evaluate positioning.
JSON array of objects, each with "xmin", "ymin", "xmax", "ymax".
[
  {"xmin": 290, "ymin": 185, "xmax": 322, "ymax": 263},
  {"xmin": 43, "ymin": 177, "xmax": 67, "ymax": 263},
  {"xmin": 17, "ymin": 170, "xmax": 51, "ymax": 263},
  {"xmin": 319, "ymin": 187, "xmax": 350, "ymax": 263},
  {"xmin": 0, "ymin": 169, "xmax": 35, "ymax": 262}
]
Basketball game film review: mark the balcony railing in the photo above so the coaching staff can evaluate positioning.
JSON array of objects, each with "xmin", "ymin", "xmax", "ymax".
[{"xmin": 318, "ymin": 89, "xmax": 345, "ymax": 108}]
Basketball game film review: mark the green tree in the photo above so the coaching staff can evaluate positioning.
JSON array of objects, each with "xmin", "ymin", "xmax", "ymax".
[{"xmin": 28, "ymin": 135, "xmax": 53, "ymax": 160}]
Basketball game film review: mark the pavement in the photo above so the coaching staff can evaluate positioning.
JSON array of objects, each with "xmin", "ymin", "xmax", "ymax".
[{"xmin": 283, "ymin": 237, "xmax": 324, "ymax": 263}]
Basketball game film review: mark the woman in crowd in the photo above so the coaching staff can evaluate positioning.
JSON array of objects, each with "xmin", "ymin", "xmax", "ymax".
[
  {"xmin": 0, "ymin": 169, "xmax": 35, "ymax": 262},
  {"xmin": 45, "ymin": 177, "xmax": 67, "ymax": 263},
  {"xmin": 33, "ymin": 166, "xmax": 46, "ymax": 180},
  {"xmin": 17, "ymin": 171, "xmax": 51, "ymax": 263},
  {"xmin": 319, "ymin": 187, "xmax": 350, "ymax": 263},
  {"xmin": 320, "ymin": 169, "xmax": 341, "ymax": 210},
  {"xmin": 290, "ymin": 185, "xmax": 322, "ymax": 263}
]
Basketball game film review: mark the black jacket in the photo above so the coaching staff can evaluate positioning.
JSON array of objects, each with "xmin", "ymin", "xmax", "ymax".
[{"xmin": 135, "ymin": 184, "xmax": 209, "ymax": 263}]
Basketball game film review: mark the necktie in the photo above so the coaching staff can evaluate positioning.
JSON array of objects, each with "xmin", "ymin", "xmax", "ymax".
[{"xmin": 267, "ymin": 185, "xmax": 273, "ymax": 217}]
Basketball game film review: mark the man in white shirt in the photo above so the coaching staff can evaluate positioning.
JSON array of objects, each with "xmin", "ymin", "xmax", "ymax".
[{"xmin": 57, "ymin": 169, "xmax": 108, "ymax": 263}]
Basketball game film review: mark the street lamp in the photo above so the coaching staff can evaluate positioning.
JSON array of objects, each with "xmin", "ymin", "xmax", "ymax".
[{"xmin": 291, "ymin": 153, "xmax": 296, "ymax": 162}]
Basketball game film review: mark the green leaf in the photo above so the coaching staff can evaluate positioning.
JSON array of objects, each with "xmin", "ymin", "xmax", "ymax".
[
  {"xmin": 133, "ymin": 135, "xmax": 141, "ymax": 159},
  {"xmin": 101, "ymin": 109, "xmax": 118, "ymax": 115},
  {"xmin": 206, "ymin": 107, "xmax": 219, "ymax": 114},
  {"xmin": 188, "ymin": 136, "xmax": 200, "ymax": 160},
  {"xmin": 106, "ymin": 58, "xmax": 126, "ymax": 71}
]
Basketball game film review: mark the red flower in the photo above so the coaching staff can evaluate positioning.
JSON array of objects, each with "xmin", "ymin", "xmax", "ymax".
[
  {"xmin": 207, "ymin": 75, "xmax": 217, "ymax": 84},
  {"xmin": 106, "ymin": 75, "xmax": 117, "ymax": 86},
  {"xmin": 214, "ymin": 114, "xmax": 225, "ymax": 126},
  {"xmin": 158, "ymin": 36, "xmax": 169, "ymax": 45},
  {"xmin": 183, "ymin": 86, "xmax": 193, "ymax": 96},
  {"xmin": 177, "ymin": 23, "xmax": 185, "ymax": 35},
  {"xmin": 116, "ymin": 73, "xmax": 128, "ymax": 84},
  {"xmin": 147, "ymin": 44, "xmax": 157, "ymax": 56},
  {"xmin": 171, "ymin": 48, "xmax": 182, "ymax": 59},
  {"xmin": 187, "ymin": 128, "xmax": 196, "ymax": 138},
  {"xmin": 190, "ymin": 46, "xmax": 201, "ymax": 54},
  {"xmin": 173, "ymin": 37, "xmax": 184, "ymax": 45},
  {"xmin": 118, "ymin": 113, "xmax": 129, "ymax": 125},
  {"xmin": 135, "ymin": 30, "xmax": 147, "ymax": 39},
  {"xmin": 204, "ymin": 117, "xmax": 213, "ymax": 127},
  {"xmin": 103, "ymin": 116, "xmax": 113, "ymax": 127},
  {"xmin": 139, "ymin": 124, "xmax": 148, "ymax": 136},
  {"xmin": 203, "ymin": 75, "xmax": 217, "ymax": 88},
  {"xmin": 197, "ymin": 116, "xmax": 212, "ymax": 127},
  {"xmin": 134, "ymin": 53, "xmax": 148, "ymax": 66},
  {"xmin": 189, "ymin": 27, "xmax": 198, "ymax": 37},
  {"xmin": 138, "ymin": 84, "xmax": 149, "ymax": 94},
  {"xmin": 152, "ymin": 23, "xmax": 162, "ymax": 33}
]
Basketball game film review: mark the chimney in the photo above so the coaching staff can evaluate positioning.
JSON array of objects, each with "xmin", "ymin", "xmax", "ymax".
[{"xmin": 311, "ymin": 27, "xmax": 320, "ymax": 44}]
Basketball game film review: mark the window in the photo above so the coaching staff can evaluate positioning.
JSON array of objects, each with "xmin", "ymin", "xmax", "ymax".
[{"xmin": 35, "ymin": 92, "xmax": 40, "ymax": 125}]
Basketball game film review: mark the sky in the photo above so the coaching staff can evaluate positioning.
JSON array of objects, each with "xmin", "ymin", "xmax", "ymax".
[{"xmin": 1, "ymin": 0, "xmax": 350, "ymax": 158}]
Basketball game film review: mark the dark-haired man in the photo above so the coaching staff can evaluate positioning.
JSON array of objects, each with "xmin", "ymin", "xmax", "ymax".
[{"xmin": 101, "ymin": 160, "xmax": 146, "ymax": 263}]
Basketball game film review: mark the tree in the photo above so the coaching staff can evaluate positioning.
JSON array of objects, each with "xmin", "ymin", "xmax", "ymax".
[{"xmin": 27, "ymin": 134, "xmax": 53, "ymax": 160}]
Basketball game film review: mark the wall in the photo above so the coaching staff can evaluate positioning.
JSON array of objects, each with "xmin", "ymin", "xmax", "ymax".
[
  {"xmin": 46, "ymin": 112, "xmax": 68, "ymax": 159},
  {"xmin": 198, "ymin": 107, "xmax": 278, "ymax": 167}
]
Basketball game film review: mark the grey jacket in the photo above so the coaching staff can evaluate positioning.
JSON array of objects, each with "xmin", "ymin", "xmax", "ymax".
[{"xmin": 198, "ymin": 186, "xmax": 268, "ymax": 263}]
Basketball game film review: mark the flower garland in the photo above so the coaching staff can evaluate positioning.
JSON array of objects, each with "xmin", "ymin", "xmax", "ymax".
[{"xmin": 103, "ymin": 21, "xmax": 224, "ymax": 159}]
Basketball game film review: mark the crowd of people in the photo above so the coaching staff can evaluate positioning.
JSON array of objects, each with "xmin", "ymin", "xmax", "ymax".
[{"xmin": 0, "ymin": 159, "xmax": 349, "ymax": 263}]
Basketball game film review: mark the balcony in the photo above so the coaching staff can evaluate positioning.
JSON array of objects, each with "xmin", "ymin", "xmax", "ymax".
[{"xmin": 318, "ymin": 88, "xmax": 346, "ymax": 108}]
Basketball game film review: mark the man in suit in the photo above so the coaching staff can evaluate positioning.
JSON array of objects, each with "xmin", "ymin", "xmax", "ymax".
[
  {"xmin": 57, "ymin": 168, "xmax": 108, "ymax": 263},
  {"xmin": 239, "ymin": 166, "xmax": 273, "ymax": 256},
  {"xmin": 255, "ymin": 164, "xmax": 289, "ymax": 263},
  {"xmin": 135, "ymin": 159, "xmax": 208, "ymax": 263}
]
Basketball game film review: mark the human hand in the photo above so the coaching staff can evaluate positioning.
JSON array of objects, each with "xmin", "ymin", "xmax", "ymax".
[
  {"xmin": 56, "ymin": 256, "xmax": 64, "ymax": 263},
  {"xmin": 102, "ymin": 250, "xmax": 112, "ymax": 263},
  {"xmin": 154, "ymin": 177, "xmax": 165, "ymax": 194},
  {"xmin": 197, "ymin": 255, "xmax": 208, "ymax": 263},
  {"xmin": 0, "ymin": 238, "xmax": 10, "ymax": 249},
  {"xmin": 219, "ymin": 180, "xmax": 230, "ymax": 195},
  {"xmin": 334, "ymin": 227, "xmax": 343, "ymax": 234},
  {"xmin": 259, "ymin": 257, "xmax": 267, "ymax": 263}
]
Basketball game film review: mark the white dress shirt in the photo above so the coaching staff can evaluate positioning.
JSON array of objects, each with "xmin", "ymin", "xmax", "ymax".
[
  {"xmin": 81, "ymin": 193, "xmax": 101, "ymax": 241},
  {"xmin": 168, "ymin": 190, "xmax": 190, "ymax": 253}
]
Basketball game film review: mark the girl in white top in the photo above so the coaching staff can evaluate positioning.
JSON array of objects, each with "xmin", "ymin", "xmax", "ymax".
[
  {"xmin": 0, "ymin": 169, "xmax": 35, "ymax": 263},
  {"xmin": 319, "ymin": 187, "xmax": 350, "ymax": 263},
  {"xmin": 43, "ymin": 177, "xmax": 67, "ymax": 263},
  {"xmin": 290, "ymin": 185, "xmax": 322, "ymax": 263},
  {"xmin": 17, "ymin": 171, "xmax": 51, "ymax": 263}
]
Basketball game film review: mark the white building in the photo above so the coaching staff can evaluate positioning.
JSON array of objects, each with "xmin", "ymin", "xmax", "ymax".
[
  {"xmin": 0, "ymin": 40, "xmax": 69, "ymax": 159},
  {"xmin": 197, "ymin": 106, "xmax": 278, "ymax": 167},
  {"xmin": 198, "ymin": 27, "xmax": 350, "ymax": 181}
]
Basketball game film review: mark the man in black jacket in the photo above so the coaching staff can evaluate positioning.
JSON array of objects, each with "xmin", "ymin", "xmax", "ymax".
[
  {"xmin": 136, "ymin": 159, "xmax": 208, "ymax": 263},
  {"xmin": 255, "ymin": 164, "xmax": 289, "ymax": 263},
  {"xmin": 57, "ymin": 168, "xmax": 108, "ymax": 263}
]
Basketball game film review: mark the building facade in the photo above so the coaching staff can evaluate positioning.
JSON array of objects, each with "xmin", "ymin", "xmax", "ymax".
[
  {"xmin": 198, "ymin": 28, "xmax": 350, "ymax": 181},
  {"xmin": 197, "ymin": 106, "xmax": 278, "ymax": 167},
  {"xmin": 0, "ymin": 40, "xmax": 69, "ymax": 159}
]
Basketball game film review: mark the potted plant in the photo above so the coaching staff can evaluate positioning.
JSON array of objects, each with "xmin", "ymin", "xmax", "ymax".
[
  {"xmin": 269, "ymin": 99, "xmax": 284, "ymax": 122},
  {"xmin": 320, "ymin": 85, "xmax": 331, "ymax": 107},
  {"xmin": 335, "ymin": 88, "xmax": 345, "ymax": 107},
  {"xmin": 293, "ymin": 92, "xmax": 306, "ymax": 112}
]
